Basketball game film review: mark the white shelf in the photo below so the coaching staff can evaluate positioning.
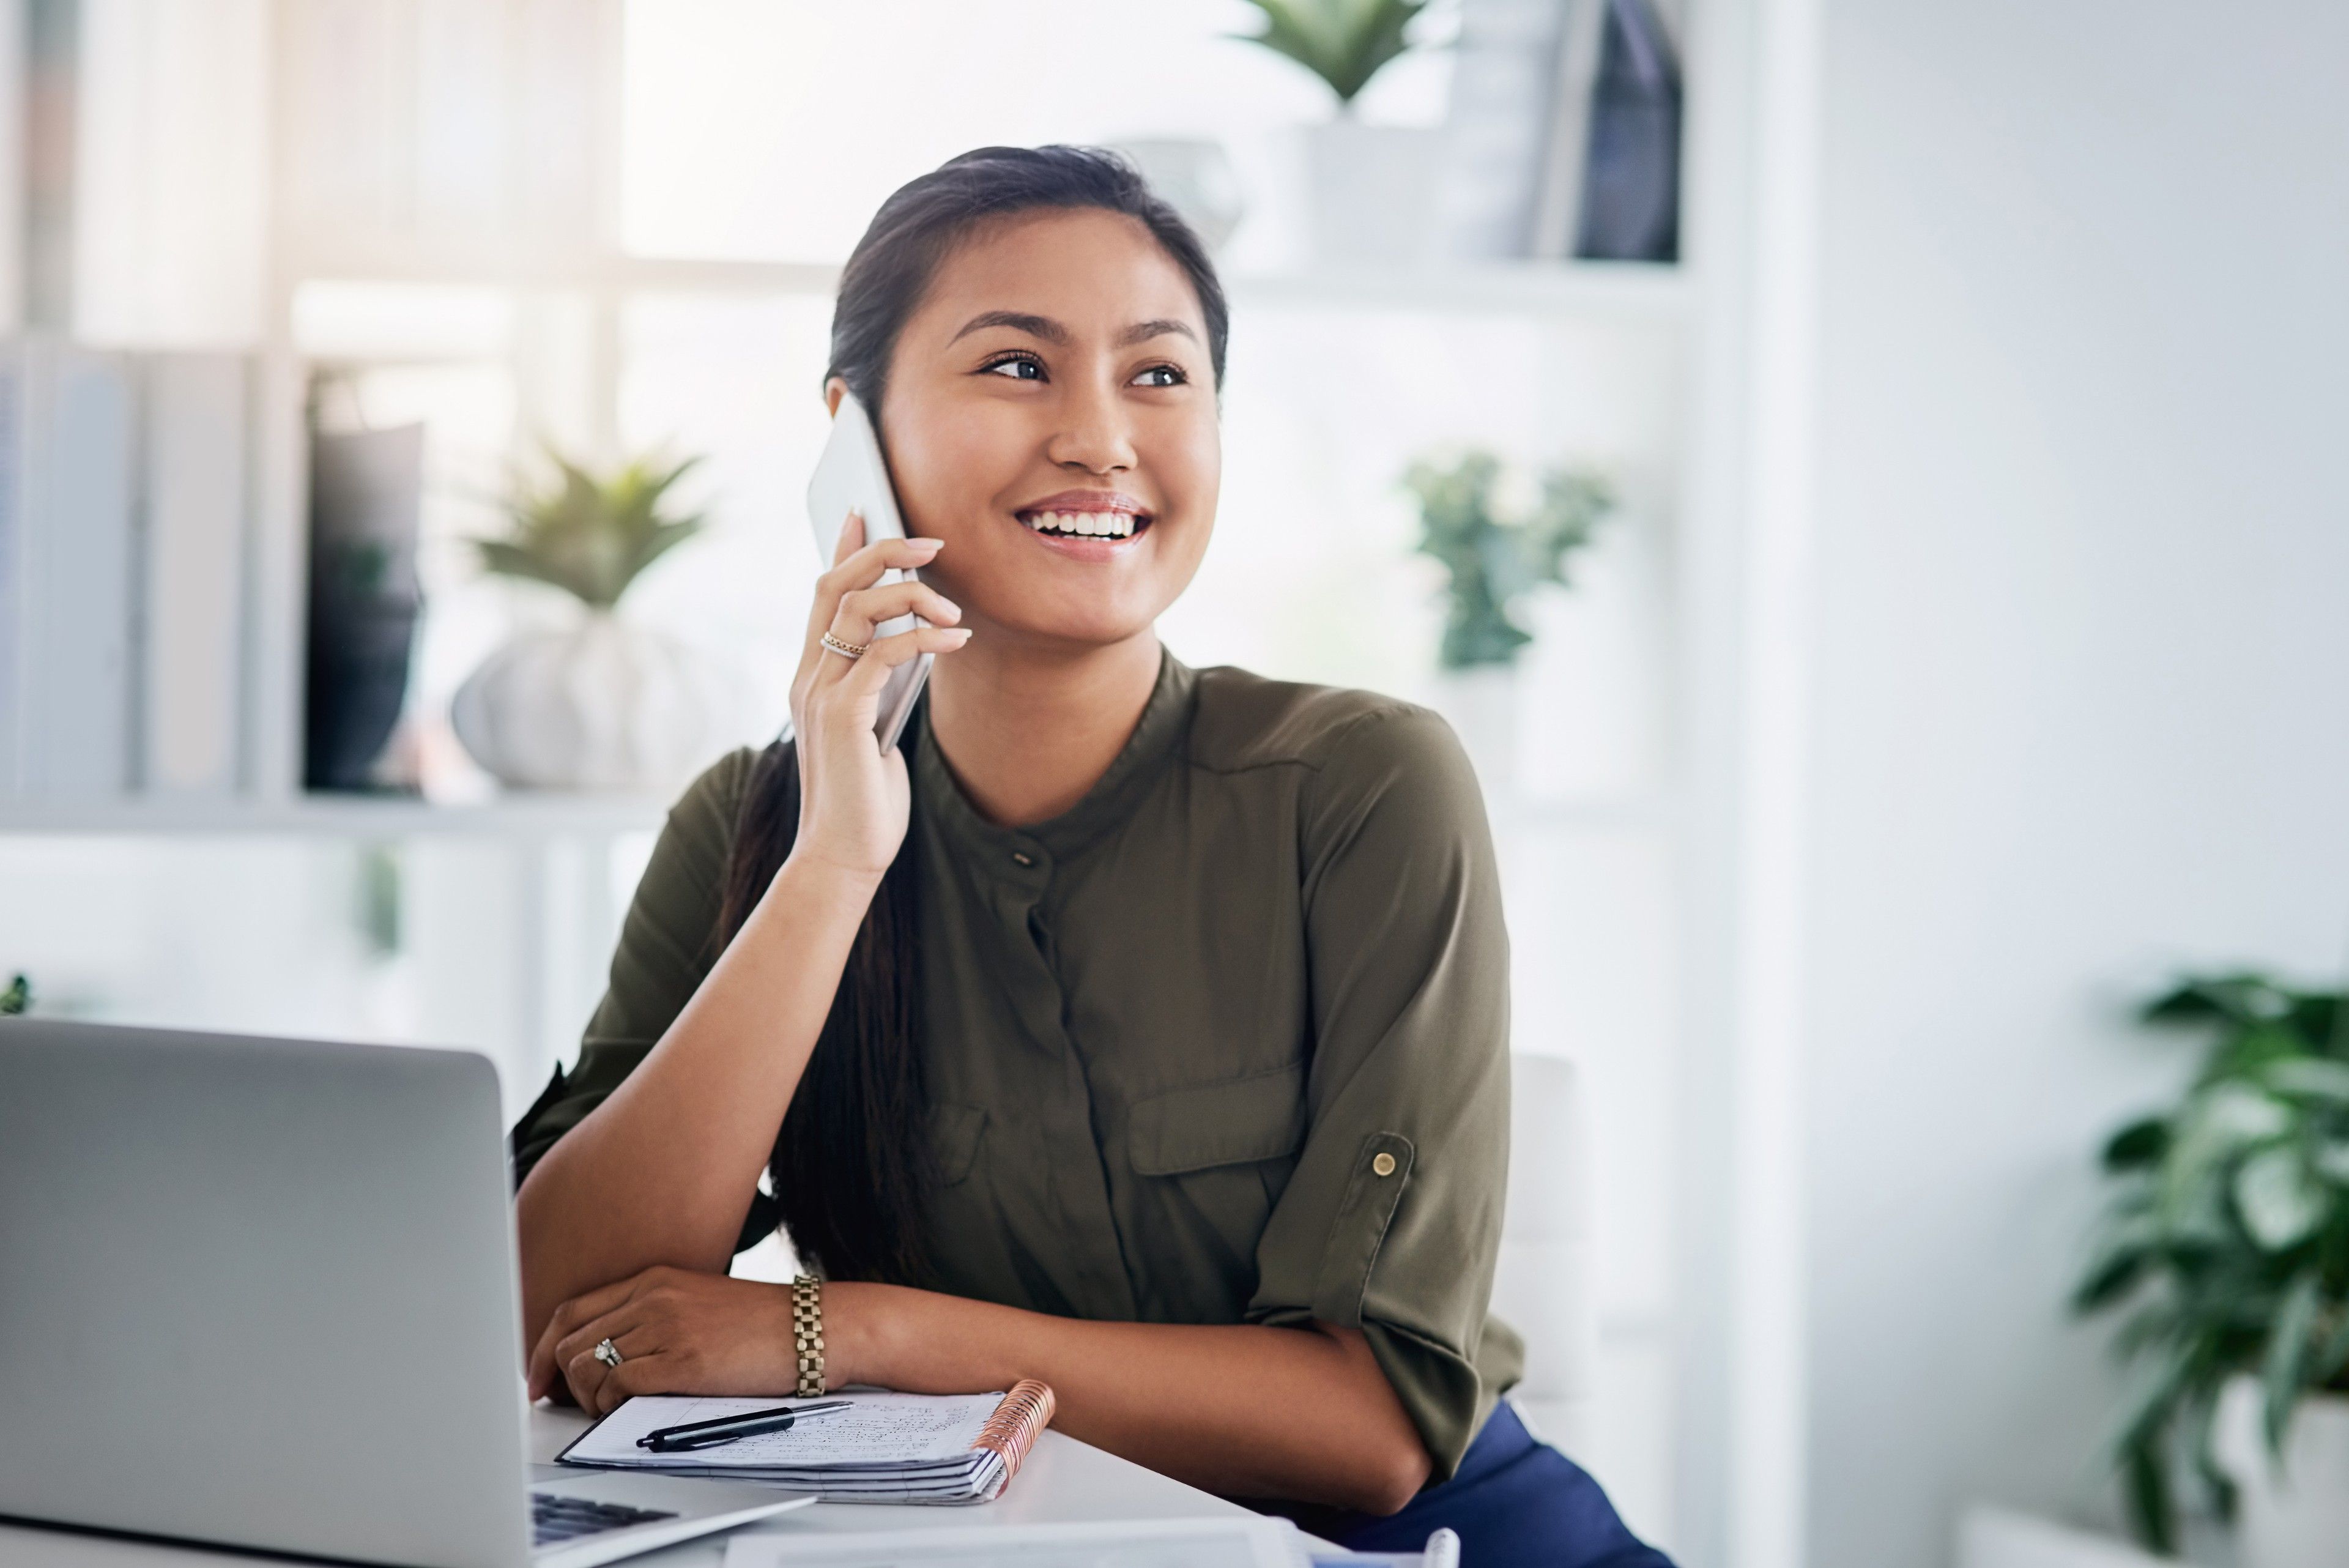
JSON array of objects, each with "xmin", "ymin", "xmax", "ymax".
[
  {"xmin": 0, "ymin": 793, "xmax": 669, "ymax": 839},
  {"xmin": 285, "ymin": 250, "xmax": 1688, "ymax": 325}
]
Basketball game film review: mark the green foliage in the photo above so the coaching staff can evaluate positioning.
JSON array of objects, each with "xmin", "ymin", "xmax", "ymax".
[
  {"xmin": 1232, "ymin": 0, "xmax": 1430, "ymax": 107},
  {"xmin": 2076, "ymin": 971, "xmax": 2349, "ymax": 1553},
  {"xmin": 475, "ymin": 450, "xmax": 707, "ymax": 611},
  {"xmin": 1404, "ymin": 451, "xmax": 1613, "ymax": 670},
  {"xmin": 0, "ymin": 973, "xmax": 26, "ymax": 1015}
]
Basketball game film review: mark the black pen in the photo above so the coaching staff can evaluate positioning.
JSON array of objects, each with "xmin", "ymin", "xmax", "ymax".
[{"xmin": 636, "ymin": 1399, "xmax": 855, "ymax": 1452}]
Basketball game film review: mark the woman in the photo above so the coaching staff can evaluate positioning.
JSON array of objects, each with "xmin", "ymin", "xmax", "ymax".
[{"xmin": 511, "ymin": 145, "xmax": 1667, "ymax": 1566}]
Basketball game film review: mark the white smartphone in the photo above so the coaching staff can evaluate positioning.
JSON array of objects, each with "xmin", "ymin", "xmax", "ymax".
[{"xmin": 806, "ymin": 393, "xmax": 931, "ymax": 752}]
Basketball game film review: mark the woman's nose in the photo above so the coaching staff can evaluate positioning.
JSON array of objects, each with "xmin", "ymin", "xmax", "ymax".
[{"xmin": 1045, "ymin": 378, "xmax": 1137, "ymax": 474}]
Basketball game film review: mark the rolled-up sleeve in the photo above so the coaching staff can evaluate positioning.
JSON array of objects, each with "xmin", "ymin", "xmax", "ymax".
[
  {"xmin": 508, "ymin": 747, "xmax": 756, "ymax": 1187},
  {"xmin": 1242, "ymin": 705, "xmax": 1521, "ymax": 1482}
]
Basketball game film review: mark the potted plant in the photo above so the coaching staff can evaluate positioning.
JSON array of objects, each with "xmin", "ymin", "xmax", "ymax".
[
  {"xmin": 1403, "ymin": 450, "xmax": 1611, "ymax": 797},
  {"xmin": 1233, "ymin": 0, "xmax": 1441, "ymax": 264},
  {"xmin": 451, "ymin": 449, "xmax": 731, "ymax": 793},
  {"xmin": 2076, "ymin": 972, "xmax": 2349, "ymax": 1565},
  {"xmin": 1, "ymin": 973, "xmax": 28, "ymax": 1015}
]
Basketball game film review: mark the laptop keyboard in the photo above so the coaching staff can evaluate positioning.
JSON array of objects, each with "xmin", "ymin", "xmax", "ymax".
[{"xmin": 531, "ymin": 1492, "xmax": 678, "ymax": 1548}]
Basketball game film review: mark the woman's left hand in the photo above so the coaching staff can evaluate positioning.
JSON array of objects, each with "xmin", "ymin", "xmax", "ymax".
[{"xmin": 529, "ymin": 1265, "xmax": 805, "ymax": 1415}]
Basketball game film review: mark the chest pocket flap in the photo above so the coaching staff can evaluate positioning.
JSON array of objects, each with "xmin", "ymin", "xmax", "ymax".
[{"xmin": 1129, "ymin": 1062, "xmax": 1309, "ymax": 1176}]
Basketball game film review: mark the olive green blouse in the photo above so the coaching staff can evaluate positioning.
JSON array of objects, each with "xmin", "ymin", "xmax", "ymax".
[{"xmin": 510, "ymin": 652, "xmax": 1523, "ymax": 1482}]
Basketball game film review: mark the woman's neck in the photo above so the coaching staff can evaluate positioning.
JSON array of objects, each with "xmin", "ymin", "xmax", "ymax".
[{"xmin": 922, "ymin": 628, "xmax": 1163, "ymax": 827}]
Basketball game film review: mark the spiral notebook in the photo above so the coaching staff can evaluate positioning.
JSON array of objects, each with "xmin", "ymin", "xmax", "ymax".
[{"xmin": 556, "ymin": 1383, "xmax": 1056, "ymax": 1504}]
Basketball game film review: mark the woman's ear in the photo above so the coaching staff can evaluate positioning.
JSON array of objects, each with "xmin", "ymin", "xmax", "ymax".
[{"xmin": 823, "ymin": 377, "xmax": 847, "ymax": 417}]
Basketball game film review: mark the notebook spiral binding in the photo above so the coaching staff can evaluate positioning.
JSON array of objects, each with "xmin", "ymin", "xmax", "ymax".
[{"xmin": 971, "ymin": 1378, "xmax": 1056, "ymax": 1480}]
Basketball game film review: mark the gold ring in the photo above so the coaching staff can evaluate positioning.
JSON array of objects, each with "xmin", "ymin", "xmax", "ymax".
[{"xmin": 821, "ymin": 633, "xmax": 867, "ymax": 660}]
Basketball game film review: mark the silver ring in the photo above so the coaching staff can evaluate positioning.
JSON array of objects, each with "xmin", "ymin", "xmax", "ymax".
[
  {"xmin": 593, "ymin": 1337, "xmax": 622, "ymax": 1369},
  {"xmin": 821, "ymin": 632, "xmax": 867, "ymax": 660}
]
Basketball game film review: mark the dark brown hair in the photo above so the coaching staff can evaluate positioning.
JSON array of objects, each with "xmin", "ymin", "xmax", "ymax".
[{"xmin": 716, "ymin": 146, "xmax": 1228, "ymax": 1284}]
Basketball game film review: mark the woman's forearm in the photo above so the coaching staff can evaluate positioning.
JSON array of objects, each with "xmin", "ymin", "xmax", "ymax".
[
  {"xmin": 830, "ymin": 1284, "xmax": 1432, "ymax": 1515},
  {"xmin": 514, "ymin": 853, "xmax": 877, "ymax": 1342}
]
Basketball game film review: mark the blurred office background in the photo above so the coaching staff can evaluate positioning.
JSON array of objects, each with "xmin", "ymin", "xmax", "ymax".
[{"xmin": 1, "ymin": 3, "xmax": 2345, "ymax": 1567}]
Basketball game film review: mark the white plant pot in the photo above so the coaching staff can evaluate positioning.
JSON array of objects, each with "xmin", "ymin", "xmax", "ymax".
[
  {"xmin": 450, "ymin": 614, "xmax": 728, "ymax": 794},
  {"xmin": 1114, "ymin": 138, "xmax": 1245, "ymax": 251},
  {"xmin": 1304, "ymin": 121, "xmax": 1444, "ymax": 266},
  {"xmin": 2217, "ymin": 1374, "xmax": 2349, "ymax": 1568},
  {"xmin": 1429, "ymin": 665, "xmax": 1520, "ymax": 807}
]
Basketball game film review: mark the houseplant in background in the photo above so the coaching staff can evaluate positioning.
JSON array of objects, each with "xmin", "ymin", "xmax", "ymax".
[
  {"xmin": 1233, "ymin": 0, "xmax": 1441, "ymax": 264},
  {"xmin": 451, "ymin": 449, "xmax": 730, "ymax": 794},
  {"xmin": 2075, "ymin": 972, "xmax": 2349, "ymax": 1566},
  {"xmin": 1403, "ymin": 449, "xmax": 1612, "ymax": 796},
  {"xmin": 1, "ymin": 973, "xmax": 28, "ymax": 1015}
]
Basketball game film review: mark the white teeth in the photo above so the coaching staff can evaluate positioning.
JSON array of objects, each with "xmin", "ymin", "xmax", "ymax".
[{"xmin": 1021, "ymin": 509, "xmax": 1143, "ymax": 538}]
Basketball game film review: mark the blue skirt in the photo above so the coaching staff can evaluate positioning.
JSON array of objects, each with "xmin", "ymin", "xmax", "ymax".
[{"xmin": 1259, "ymin": 1402, "xmax": 1674, "ymax": 1566}]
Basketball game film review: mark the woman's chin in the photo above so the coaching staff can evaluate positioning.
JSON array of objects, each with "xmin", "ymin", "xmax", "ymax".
[{"xmin": 978, "ymin": 603, "xmax": 1163, "ymax": 653}]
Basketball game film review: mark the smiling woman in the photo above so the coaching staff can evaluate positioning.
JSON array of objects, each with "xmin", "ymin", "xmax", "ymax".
[{"xmin": 507, "ymin": 146, "xmax": 1669, "ymax": 1566}]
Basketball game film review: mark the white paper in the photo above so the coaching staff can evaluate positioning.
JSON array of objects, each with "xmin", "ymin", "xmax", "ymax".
[
  {"xmin": 722, "ymin": 1517, "xmax": 1308, "ymax": 1568},
  {"xmin": 565, "ymin": 1392, "xmax": 1008, "ymax": 1471}
]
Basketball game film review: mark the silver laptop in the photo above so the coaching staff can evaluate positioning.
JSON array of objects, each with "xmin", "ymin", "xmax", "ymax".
[{"xmin": 0, "ymin": 1020, "xmax": 812, "ymax": 1567}]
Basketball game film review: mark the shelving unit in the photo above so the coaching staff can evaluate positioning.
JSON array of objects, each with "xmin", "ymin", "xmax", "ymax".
[{"xmin": 0, "ymin": 792, "xmax": 667, "ymax": 839}]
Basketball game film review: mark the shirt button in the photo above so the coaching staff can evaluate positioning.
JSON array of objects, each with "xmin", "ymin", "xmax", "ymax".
[
  {"xmin": 1371, "ymin": 1152, "xmax": 1398, "ymax": 1178},
  {"xmin": 1011, "ymin": 851, "xmax": 1034, "ymax": 868}
]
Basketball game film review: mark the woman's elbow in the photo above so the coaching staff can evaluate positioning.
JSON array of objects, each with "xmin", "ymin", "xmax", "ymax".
[{"xmin": 1343, "ymin": 1438, "xmax": 1433, "ymax": 1517}]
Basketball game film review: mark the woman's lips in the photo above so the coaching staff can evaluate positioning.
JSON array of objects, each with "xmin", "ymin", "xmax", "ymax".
[{"xmin": 1013, "ymin": 492, "xmax": 1154, "ymax": 557}]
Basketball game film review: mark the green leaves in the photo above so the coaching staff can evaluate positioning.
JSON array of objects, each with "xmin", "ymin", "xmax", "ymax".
[
  {"xmin": 2235, "ymin": 1148, "xmax": 2326, "ymax": 1250},
  {"xmin": 2262, "ymin": 1273, "xmax": 2321, "ymax": 1448},
  {"xmin": 2079, "ymin": 969, "xmax": 2349, "ymax": 1548},
  {"xmin": 0, "ymin": 973, "xmax": 27, "ymax": 1016},
  {"xmin": 1403, "ymin": 450, "xmax": 1614, "ymax": 671},
  {"xmin": 475, "ymin": 449, "xmax": 707, "ymax": 611},
  {"xmin": 1232, "ymin": 0, "xmax": 1429, "ymax": 107}
]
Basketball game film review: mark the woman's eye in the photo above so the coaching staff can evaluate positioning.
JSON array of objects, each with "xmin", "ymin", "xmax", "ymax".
[
  {"xmin": 1132, "ymin": 364, "xmax": 1186, "ymax": 388},
  {"xmin": 982, "ymin": 355, "xmax": 1044, "ymax": 381}
]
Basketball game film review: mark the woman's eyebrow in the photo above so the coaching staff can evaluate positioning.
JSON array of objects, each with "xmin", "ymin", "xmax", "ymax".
[
  {"xmin": 1121, "ymin": 318, "xmax": 1199, "ymax": 346},
  {"xmin": 946, "ymin": 311, "xmax": 1199, "ymax": 348},
  {"xmin": 951, "ymin": 310, "xmax": 1068, "ymax": 344}
]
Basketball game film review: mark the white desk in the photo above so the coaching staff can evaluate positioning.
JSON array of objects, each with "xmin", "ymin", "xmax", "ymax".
[{"xmin": 0, "ymin": 1406, "xmax": 1262, "ymax": 1567}]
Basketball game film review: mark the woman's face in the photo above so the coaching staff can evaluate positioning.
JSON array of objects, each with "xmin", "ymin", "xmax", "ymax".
[{"xmin": 860, "ymin": 207, "xmax": 1220, "ymax": 652}]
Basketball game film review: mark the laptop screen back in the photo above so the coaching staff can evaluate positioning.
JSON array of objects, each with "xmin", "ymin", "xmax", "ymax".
[{"xmin": 0, "ymin": 1021, "xmax": 532, "ymax": 1568}]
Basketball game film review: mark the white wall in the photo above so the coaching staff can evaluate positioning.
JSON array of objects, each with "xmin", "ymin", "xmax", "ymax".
[{"xmin": 1802, "ymin": 3, "xmax": 2349, "ymax": 1566}]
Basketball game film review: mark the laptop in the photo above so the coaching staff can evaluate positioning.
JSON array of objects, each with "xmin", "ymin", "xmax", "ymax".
[{"xmin": 0, "ymin": 1020, "xmax": 814, "ymax": 1568}]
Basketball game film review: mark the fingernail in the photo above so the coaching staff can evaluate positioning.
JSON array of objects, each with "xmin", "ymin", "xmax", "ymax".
[
  {"xmin": 946, "ymin": 628, "xmax": 973, "ymax": 642},
  {"xmin": 936, "ymin": 597, "xmax": 961, "ymax": 617},
  {"xmin": 910, "ymin": 536, "xmax": 943, "ymax": 549}
]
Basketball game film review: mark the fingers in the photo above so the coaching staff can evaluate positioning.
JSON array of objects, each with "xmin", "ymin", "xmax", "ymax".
[
  {"xmin": 552, "ymin": 1308, "xmax": 656, "ymax": 1391},
  {"xmin": 829, "ymin": 579, "xmax": 960, "ymax": 645},
  {"xmin": 561, "ymin": 1321, "xmax": 659, "ymax": 1414},
  {"xmin": 527, "ymin": 1268, "xmax": 663, "ymax": 1400},
  {"xmin": 587, "ymin": 1354, "xmax": 658, "ymax": 1416},
  {"xmin": 807, "ymin": 537, "xmax": 943, "ymax": 646},
  {"xmin": 826, "ymin": 625, "xmax": 973, "ymax": 708}
]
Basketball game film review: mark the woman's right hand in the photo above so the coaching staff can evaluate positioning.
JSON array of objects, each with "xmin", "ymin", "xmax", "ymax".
[{"xmin": 785, "ymin": 514, "xmax": 971, "ymax": 882}]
